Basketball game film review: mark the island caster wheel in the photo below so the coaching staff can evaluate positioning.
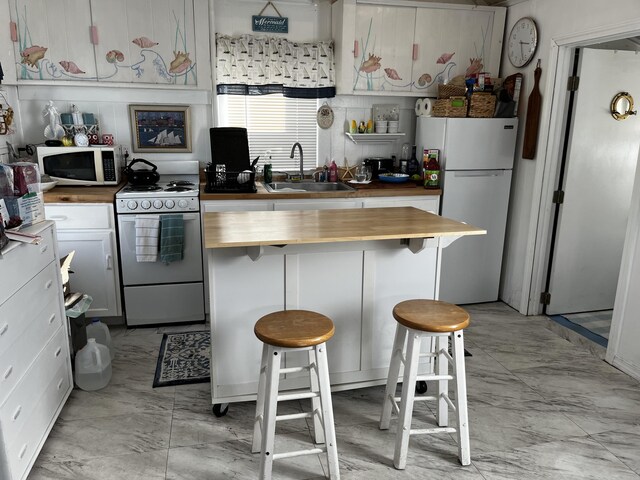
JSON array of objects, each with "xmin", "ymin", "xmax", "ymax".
[
  {"xmin": 415, "ymin": 381, "xmax": 428, "ymax": 394},
  {"xmin": 212, "ymin": 403, "xmax": 229, "ymax": 417}
]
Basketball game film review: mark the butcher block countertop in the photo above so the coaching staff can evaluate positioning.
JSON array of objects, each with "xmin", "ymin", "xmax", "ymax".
[
  {"xmin": 200, "ymin": 181, "xmax": 441, "ymax": 200},
  {"xmin": 204, "ymin": 207, "xmax": 484, "ymax": 248},
  {"xmin": 43, "ymin": 183, "xmax": 125, "ymax": 203}
]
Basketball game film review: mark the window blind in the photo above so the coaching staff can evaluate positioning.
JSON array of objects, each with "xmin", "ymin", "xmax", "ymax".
[{"xmin": 217, "ymin": 94, "xmax": 318, "ymax": 171}]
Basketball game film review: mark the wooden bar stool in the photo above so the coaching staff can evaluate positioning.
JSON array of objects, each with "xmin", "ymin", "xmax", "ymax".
[
  {"xmin": 380, "ymin": 299, "xmax": 471, "ymax": 468},
  {"xmin": 252, "ymin": 310, "xmax": 340, "ymax": 480}
]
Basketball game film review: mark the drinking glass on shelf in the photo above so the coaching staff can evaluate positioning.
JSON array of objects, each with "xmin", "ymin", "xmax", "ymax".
[{"xmin": 363, "ymin": 165, "xmax": 372, "ymax": 182}]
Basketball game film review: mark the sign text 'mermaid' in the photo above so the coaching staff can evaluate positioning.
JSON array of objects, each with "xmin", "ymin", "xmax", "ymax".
[{"xmin": 252, "ymin": 15, "xmax": 289, "ymax": 33}]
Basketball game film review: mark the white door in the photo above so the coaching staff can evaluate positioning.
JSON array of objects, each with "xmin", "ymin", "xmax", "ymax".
[{"xmin": 547, "ymin": 48, "xmax": 640, "ymax": 314}]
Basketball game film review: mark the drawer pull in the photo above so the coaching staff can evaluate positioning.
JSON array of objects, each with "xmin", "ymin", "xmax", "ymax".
[
  {"xmin": 40, "ymin": 244, "xmax": 48, "ymax": 254},
  {"xmin": 48, "ymin": 313, "xmax": 56, "ymax": 325},
  {"xmin": 57, "ymin": 378, "xmax": 64, "ymax": 390},
  {"xmin": 45, "ymin": 280, "xmax": 53, "ymax": 290},
  {"xmin": 0, "ymin": 323, "xmax": 8, "ymax": 336},
  {"xmin": 4, "ymin": 365, "xmax": 13, "ymax": 380},
  {"xmin": 13, "ymin": 405, "xmax": 22, "ymax": 421},
  {"xmin": 49, "ymin": 215, "xmax": 68, "ymax": 221},
  {"xmin": 54, "ymin": 347, "xmax": 62, "ymax": 358},
  {"xmin": 18, "ymin": 444, "xmax": 27, "ymax": 459}
]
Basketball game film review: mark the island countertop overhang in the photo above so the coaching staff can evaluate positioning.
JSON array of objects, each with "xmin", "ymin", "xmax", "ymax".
[{"xmin": 203, "ymin": 207, "xmax": 485, "ymax": 249}]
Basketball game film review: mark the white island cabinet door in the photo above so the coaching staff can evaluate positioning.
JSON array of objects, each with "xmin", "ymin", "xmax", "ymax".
[
  {"xmin": 10, "ymin": 0, "xmax": 97, "ymax": 81},
  {"xmin": 353, "ymin": 4, "xmax": 415, "ymax": 93},
  {"xmin": 90, "ymin": 0, "xmax": 197, "ymax": 85}
]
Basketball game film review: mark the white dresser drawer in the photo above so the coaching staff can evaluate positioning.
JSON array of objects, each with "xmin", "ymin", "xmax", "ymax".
[
  {"xmin": 0, "ymin": 327, "xmax": 69, "ymax": 448},
  {"xmin": 0, "ymin": 291, "xmax": 63, "ymax": 405},
  {"xmin": 0, "ymin": 261, "xmax": 60, "ymax": 364},
  {"xmin": 45, "ymin": 204, "xmax": 113, "ymax": 230},
  {"xmin": 6, "ymin": 361, "xmax": 71, "ymax": 480},
  {"xmin": 0, "ymin": 227, "xmax": 56, "ymax": 306}
]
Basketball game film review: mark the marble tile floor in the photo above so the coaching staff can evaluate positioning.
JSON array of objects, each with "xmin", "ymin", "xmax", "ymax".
[{"xmin": 28, "ymin": 302, "xmax": 640, "ymax": 479}]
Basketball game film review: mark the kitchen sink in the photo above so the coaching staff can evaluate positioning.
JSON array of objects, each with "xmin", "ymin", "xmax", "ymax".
[{"xmin": 262, "ymin": 182, "xmax": 356, "ymax": 193}]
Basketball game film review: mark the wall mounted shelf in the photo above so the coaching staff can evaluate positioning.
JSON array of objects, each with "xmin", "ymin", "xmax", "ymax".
[{"xmin": 345, "ymin": 132, "xmax": 406, "ymax": 144}]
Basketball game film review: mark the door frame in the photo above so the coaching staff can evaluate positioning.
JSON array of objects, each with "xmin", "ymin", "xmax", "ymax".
[{"xmin": 528, "ymin": 20, "xmax": 640, "ymax": 368}]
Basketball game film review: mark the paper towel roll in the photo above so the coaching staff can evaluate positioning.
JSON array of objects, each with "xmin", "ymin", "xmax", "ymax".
[
  {"xmin": 415, "ymin": 98, "xmax": 425, "ymax": 116},
  {"xmin": 423, "ymin": 98, "xmax": 433, "ymax": 117}
]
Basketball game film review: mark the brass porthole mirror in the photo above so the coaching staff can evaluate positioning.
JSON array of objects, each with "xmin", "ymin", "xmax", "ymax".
[{"xmin": 610, "ymin": 92, "xmax": 637, "ymax": 121}]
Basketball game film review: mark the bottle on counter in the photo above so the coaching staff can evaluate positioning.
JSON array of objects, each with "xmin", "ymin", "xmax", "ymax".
[
  {"xmin": 328, "ymin": 160, "xmax": 338, "ymax": 182},
  {"xmin": 407, "ymin": 145, "xmax": 419, "ymax": 177},
  {"xmin": 322, "ymin": 162, "xmax": 329, "ymax": 182},
  {"xmin": 423, "ymin": 149, "xmax": 441, "ymax": 189}
]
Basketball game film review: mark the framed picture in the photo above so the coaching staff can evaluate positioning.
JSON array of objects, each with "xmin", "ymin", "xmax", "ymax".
[{"xmin": 129, "ymin": 104, "xmax": 192, "ymax": 153}]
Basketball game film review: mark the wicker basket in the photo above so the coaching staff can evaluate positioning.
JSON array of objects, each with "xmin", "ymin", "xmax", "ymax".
[
  {"xmin": 437, "ymin": 84, "xmax": 467, "ymax": 99},
  {"xmin": 433, "ymin": 96, "xmax": 468, "ymax": 118},
  {"xmin": 468, "ymin": 93, "xmax": 497, "ymax": 118}
]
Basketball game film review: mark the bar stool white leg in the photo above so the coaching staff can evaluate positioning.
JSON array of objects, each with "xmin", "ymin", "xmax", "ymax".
[
  {"xmin": 380, "ymin": 325, "xmax": 408, "ymax": 430},
  {"xmin": 452, "ymin": 330, "xmax": 470, "ymax": 466},
  {"xmin": 315, "ymin": 342, "xmax": 340, "ymax": 480},
  {"xmin": 394, "ymin": 330, "xmax": 422, "ymax": 470},
  {"xmin": 308, "ymin": 348, "xmax": 325, "ymax": 444},
  {"xmin": 258, "ymin": 346, "xmax": 282, "ymax": 480},
  {"xmin": 436, "ymin": 334, "xmax": 449, "ymax": 427},
  {"xmin": 252, "ymin": 344, "xmax": 269, "ymax": 453}
]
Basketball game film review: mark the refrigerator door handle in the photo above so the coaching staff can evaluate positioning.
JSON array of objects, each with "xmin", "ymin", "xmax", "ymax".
[{"xmin": 450, "ymin": 169, "xmax": 507, "ymax": 178}]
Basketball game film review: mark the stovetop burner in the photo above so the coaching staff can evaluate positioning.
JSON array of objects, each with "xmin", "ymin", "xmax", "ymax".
[
  {"xmin": 165, "ymin": 186, "xmax": 192, "ymax": 192},
  {"xmin": 123, "ymin": 184, "xmax": 162, "ymax": 192},
  {"xmin": 166, "ymin": 180, "xmax": 196, "ymax": 187}
]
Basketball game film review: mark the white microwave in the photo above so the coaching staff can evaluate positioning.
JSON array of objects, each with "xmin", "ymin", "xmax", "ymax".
[{"xmin": 37, "ymin": 146, "xmax": 122, "ymax": 186}]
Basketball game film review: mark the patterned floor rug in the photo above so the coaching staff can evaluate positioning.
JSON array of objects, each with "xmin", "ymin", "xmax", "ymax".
[{"xmin": 153, "ymin": 331, "xmax": 211, "ymax": 387}]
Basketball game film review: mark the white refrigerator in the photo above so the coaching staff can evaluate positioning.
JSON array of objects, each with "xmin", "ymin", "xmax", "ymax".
[{"xmin": 416, "ymin": 117, "xmax": 518, "ymax": 304}]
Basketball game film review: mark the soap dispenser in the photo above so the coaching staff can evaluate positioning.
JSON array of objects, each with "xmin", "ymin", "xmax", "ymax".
[{"xmin": 328, "ymin": 160, "xmax": 338, "ymax": 182}]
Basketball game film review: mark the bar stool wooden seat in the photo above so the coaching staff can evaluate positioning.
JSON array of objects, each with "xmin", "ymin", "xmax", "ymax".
[
  {"xmin": 252, "ymin": 310, "xmax": 340, "ymax": 480},
  {"xmin": 380, "ymin": 299, "xmax": 471, "ymax": 469}
]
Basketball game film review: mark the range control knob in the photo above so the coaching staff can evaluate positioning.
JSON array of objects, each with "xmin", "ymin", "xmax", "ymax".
[
  {"xmin": 141, "ymin": 200, "xmax": 151, "ymax": 210},
  {"xmin": 127, "ymin": 200, "xmax": 138, "ymax": 210},
  {"xmin": 153, "ymin": 200, "xmax": 163, "ymax": 209},
  {"xmin": 178, "ymin": 199, "xmax": 188, "ymax": 209},
  {"xmin": 165, "ymin": 199, "xmax": 175, "ymax": 209}
]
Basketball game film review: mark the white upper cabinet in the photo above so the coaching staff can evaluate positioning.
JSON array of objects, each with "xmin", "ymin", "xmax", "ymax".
[
  {"xmin": 10, "ymin": 0, "xmax": 97, "ymax": 81},
  {"xmin": 333, "ymin": 0, "xmax": 505, "ymax": 96},
  {"xmin": 353, "ymin": 5, "xmax": 415, "ymax": 93},
  {"xmin": 8, "ymin": 0, "xmax": 205, "ymax": 86},
  {"xmin": 90, "ymin": 0, "xmax": 197, "ymax": 85}
]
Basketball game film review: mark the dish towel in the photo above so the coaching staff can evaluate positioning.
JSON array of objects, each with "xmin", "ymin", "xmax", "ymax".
[
  {"xmin": 135, "ymin": 215, "xmax": 160, "ymax": 262},
  {"xmin": 160, "ymin": 214, "xmax": 184, "ymax": 264}
]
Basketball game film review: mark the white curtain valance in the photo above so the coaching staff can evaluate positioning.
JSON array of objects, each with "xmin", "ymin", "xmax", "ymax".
[{"xmin": 215, "ymin": 34, "xmax": 335, "ymax": 91}]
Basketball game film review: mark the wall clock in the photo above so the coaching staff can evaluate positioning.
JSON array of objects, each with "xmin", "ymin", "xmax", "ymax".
[{"xmin": 508, "ymin": 17, "xmax": 538, "ymax": 68}]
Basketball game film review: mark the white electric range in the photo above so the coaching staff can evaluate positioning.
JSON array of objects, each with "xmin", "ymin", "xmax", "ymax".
[{"xmin": 115, "ymin": 160, "xmax": 204, "ymax": 327}]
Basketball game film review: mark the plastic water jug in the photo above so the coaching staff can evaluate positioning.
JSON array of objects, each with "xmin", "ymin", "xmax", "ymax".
[
  {"xmin": 86, "ymin": 318, "xmax": 114, "ymax": 360},
  {"xmin": 75, "ymin": 338, "xmax": 112, "ymax": 391}
]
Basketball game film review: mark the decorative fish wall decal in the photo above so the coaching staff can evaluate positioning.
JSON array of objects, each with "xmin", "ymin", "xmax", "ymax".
[
  {"xmin": 20, "ymin": 45, "xmax": 47, "ymax": 67},
  {"xmin": 360, "ymin": 53, "xmax": 381, "ymax": 73},
  {"xmin": 169, "ymin": 51, "xmax": 192, "ymax": 73}
]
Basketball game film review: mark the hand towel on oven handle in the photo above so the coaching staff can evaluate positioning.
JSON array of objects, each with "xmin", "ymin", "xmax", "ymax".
[
  {"xmin": 159, "ymin": 214, "xmax": 184, "ymax": 264},
  {"xmin": 135, "ymin": 215, "xmax": 160, "ymax": 262}
]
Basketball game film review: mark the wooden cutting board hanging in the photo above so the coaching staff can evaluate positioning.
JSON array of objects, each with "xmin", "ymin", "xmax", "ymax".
[{"xmin": 522, "ymin": 59, "xmax": 542, "ymax": 159}]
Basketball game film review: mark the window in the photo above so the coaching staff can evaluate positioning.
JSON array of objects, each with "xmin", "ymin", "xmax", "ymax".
[{"xmin": 217, "ymin": 94, "xmax": 318, "ymax": 171}]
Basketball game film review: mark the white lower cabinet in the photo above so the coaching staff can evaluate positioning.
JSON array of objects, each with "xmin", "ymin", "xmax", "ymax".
[
  {"xmin": 0, "ymin": 222, "xmax": 72, "ymax": 480},
  {"xmin": 45, "ymin": 204, "xmax": 121, "ymax": 318}
]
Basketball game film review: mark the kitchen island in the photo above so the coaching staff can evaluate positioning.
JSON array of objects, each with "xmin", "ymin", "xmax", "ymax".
[{"xmin": 203, "ymin": 207, "xmax": 484, "ymax": 413}]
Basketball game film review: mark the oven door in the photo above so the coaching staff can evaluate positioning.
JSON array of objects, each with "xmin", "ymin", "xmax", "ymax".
[{"xmin": 117, "ymin": 212, "xmax": 203, "ymax": 285}]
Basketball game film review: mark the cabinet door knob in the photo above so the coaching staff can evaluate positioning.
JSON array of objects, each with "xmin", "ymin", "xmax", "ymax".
[
  {"xmin": 18, "ymin": 444, "xmax": 27, "ymax": 459},
  {"xmin": 106, "ymin": 254, "xmax": 113, "ymax": 270},
  {"xmin": 0, "ymin": 323, "xmax": 8, "ymax": 336},
  {"xmin": 412, "ymin": 44, "xmax": 418, "ymax": 61},
  {"xmin": 354, "ymin": 40, "xmax": 359, "ymax": 58},
  {"xmin": 45, "ymin": 280, "xmax": 53, "ymax": 290},
  {"xmin": 3, "ymin": 365, "xmax": 13, "ymax": 380},
  {"xmin": 57, "ymin": 378, "xmax": 64, "ymax": 390},
  {"xmin": 54, "ymin": 347, "xmax": 62, "ymax": 358},
  {"xmin": 40, "ymin": 244, "xmax": 48, "ymax": 254},
  {"xmin": 13, "ymin": 405, "xmax": 22, "ymax": 421},
  {"xmin": 48, "ymin": 314, "xmax": 56, "ymax": 325}
]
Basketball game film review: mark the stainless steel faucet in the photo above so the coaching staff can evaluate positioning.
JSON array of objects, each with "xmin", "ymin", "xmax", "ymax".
[{"xmin": 289, "ymin": 142, "xmax": 304, "ymax": 180}]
